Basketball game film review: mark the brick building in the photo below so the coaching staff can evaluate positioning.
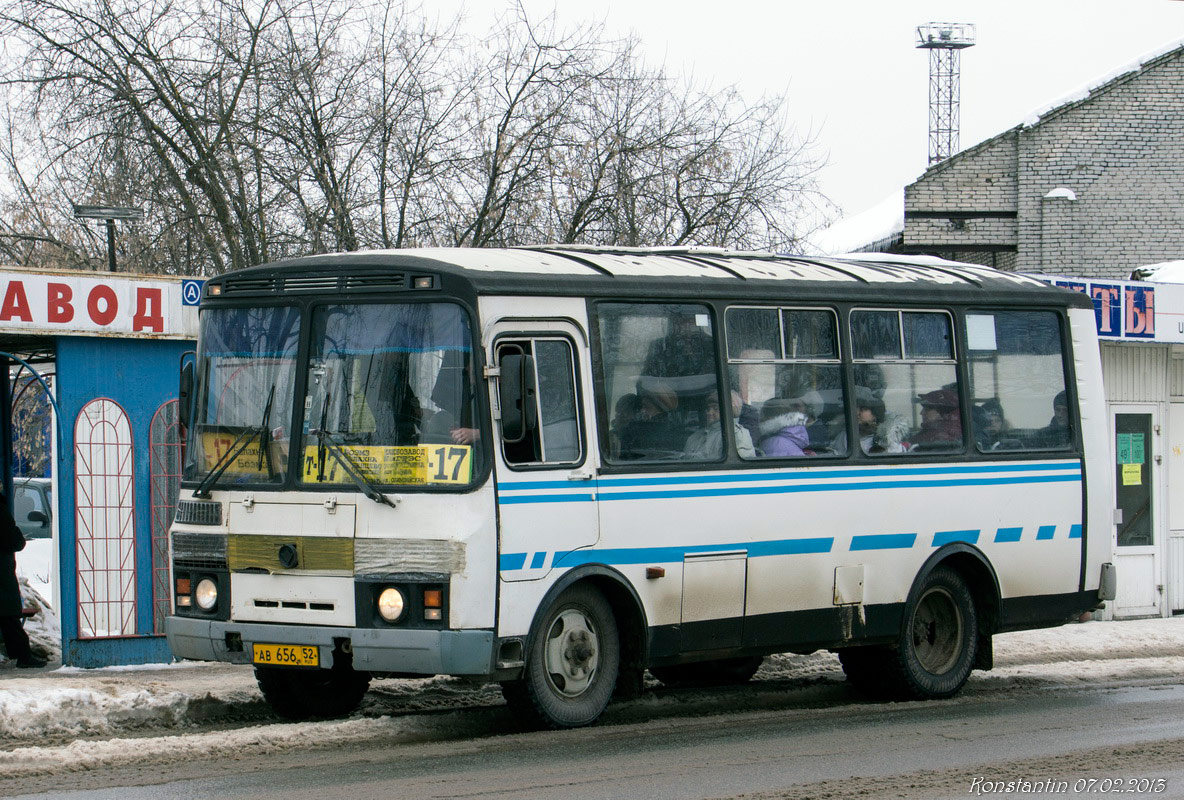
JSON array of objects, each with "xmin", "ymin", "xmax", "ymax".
[
  {"xmin": 846, "ymin": 41, "xmax": 1184, "ymax": 620},
  {"xmin": 890, "ymin": 42, "xmax": 1184, "ymax": 280}
]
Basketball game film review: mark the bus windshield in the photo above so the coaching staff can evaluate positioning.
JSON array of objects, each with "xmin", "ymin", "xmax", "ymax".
[
  {"xmin": 184, "ymin": 305, "xmax": 302, "ymax": 485},
  {"xmin": 300, "ymin": 302, "xmax": 482, "ymax": 488}
]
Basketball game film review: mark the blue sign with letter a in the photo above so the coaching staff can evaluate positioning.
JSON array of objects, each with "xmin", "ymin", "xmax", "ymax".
[{"xmin": 181, "ymin": 280, "xmax": 204, "ymax": 306}]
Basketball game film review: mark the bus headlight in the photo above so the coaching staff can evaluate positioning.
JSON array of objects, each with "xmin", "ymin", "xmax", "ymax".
[
  {"xmin": 195, "ymin": 578, "xmax": 218, "ymax": 610},
  {"xmin": 377, "ymin": 587, "xmax": 405, "ymax": 622}
]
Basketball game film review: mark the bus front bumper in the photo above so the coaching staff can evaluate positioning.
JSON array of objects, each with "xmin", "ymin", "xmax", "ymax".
[{"xmin": 165, "ymin": 615, "xmax": 495, "ymax": 676}]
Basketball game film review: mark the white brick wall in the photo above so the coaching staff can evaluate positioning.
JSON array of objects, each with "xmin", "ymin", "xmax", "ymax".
[{"xmin": 901, "ymin": 47, "xmax": 1184, "ymax": 280}]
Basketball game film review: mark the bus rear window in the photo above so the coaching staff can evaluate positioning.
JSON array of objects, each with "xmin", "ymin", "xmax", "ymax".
[{"xmin": 967, "ymin": 311, "xmax": 1071, "ymax": 452}]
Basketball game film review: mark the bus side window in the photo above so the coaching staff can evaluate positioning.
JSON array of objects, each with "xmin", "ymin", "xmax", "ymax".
[
  {"xmin": 725, "ymin": 306, "xmax": 846, "ymax": 459},
  {"xmin": 850, "ymin": 309, "xmax": 961, "ymax": 455},
  {"xmin": 497, "ymin": 339, "xmax": 582, "ymax": 467},
  {"xmin": 966, "ymin": 311, "xmax": 1071, "ymax": 452},
  {"xmin": 598, "ymin": 303, "xmax": 724, "ymax": 463}
]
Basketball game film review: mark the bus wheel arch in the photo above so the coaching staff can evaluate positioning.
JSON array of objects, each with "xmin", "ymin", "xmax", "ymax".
[
  {"xmin": 919, "ymin": 544, "xmax": 1001, "ymax": 671},
  {"xmin": 503, "ymin": 566, "xmax": 648, "ymax": 727},
  {"xmin": 840, "ymin": 546, "xmax": 998, "ymax": 700}
]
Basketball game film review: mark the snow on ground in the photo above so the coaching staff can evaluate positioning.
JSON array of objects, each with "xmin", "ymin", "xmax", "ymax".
[
  {"xmin": 11, "ymin": 537, "xmax": 61, "ymax": 664},
  {"xmin": 0, "ymin": 616, "xmax": 1179, "ymax": 759}
]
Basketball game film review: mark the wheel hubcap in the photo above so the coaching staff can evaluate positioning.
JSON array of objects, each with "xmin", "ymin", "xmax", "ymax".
[
  {"xmin": 911, "ymin": 586, "xmax": 963, "ymax": 674},
  {"xmin": 544, "ymin": 608, "xmax": 599, "ymax": 697}
]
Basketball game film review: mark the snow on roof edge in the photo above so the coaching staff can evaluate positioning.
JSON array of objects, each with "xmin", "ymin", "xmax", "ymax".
[
  {"xmin": 808, "ymin": 190, "xmax": 905, "ymax": 256},
  {"xmin": 1022, "ymin": 36, "xmax": 1184, "ymax": 128}
]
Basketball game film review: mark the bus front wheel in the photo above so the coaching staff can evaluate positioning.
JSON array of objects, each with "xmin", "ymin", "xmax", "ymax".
[
  {"xmin": 255, "ymin": 664, "xmax": 370, "ymax": 720},
  {"xmin": 503, "ymin": 585, "xmax": 620, "ymax": 729}
]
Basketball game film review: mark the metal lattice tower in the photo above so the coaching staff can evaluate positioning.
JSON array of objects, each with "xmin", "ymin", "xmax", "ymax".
[{"xmin": 916, "ymin": 22, "xmax": 976, "ymax": 164}]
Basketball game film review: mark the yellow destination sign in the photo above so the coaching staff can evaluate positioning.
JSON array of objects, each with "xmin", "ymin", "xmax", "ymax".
[
  {"xmin": 302, "ymin": 443, "xmax": 472, "ymax": 485},
  {"xmin": 200, "ymin": 431, "xmax": 270, "ymax": 477}
]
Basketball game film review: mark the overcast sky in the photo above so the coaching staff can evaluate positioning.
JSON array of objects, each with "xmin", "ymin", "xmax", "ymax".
[{"xmin": 439, "ymin": 0, "xmax": 1184, "ymax": 225}]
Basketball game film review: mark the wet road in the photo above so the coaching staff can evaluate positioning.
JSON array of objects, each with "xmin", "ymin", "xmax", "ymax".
[{"xmin": 13, "ymin": 679, "xmax": 1184, "ymax": 800}]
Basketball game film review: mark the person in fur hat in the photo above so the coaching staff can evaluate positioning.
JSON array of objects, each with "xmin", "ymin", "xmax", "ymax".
[{"xmin": 758, "ymin": 397, "xmax": 812, "ymax": 457}]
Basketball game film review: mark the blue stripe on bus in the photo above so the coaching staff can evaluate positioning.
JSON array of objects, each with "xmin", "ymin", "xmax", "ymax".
[
  {"xmin": 499, "ymin": 523, "xmax": 1082, "ymax": 571},
  {"xmin": 500, "ymin": 553, "xmax": 528, "ymax": 571},
  {"xmin": 995, "ymin": 527, "xmax": 1023, "ymax": 543},
  {"xmin": 933, "ymin": 529, "xmax": 979, "ymax": 547},
  {"xmin": 496, "ymin": 462, "xmax": 1081, "ymax": 493},
  {"xmin": 589, "ymin": 474, "xmax": 1080, "ymax": 503},
  {"xmin": 850, "ymin": 533, "xmax": 917, "ymax": 551},
  {"xmin": 499, "ymin": 492, "xmax": 596, "ymax": 505},
  {"xmin": 544, "ymin": 537, "xmax": 836, "ymax": 570},
  {"xmin": 1036, "ymin": 525, "xmax": 1057, "ymax": 540}
]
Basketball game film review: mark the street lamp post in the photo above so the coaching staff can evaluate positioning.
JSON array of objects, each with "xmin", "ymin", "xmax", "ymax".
[{"xmin": 72, "ymin": 205, "xmax": 143, "ymax": 273}]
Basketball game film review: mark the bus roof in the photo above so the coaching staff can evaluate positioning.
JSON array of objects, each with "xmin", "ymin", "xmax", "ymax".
[{"xmin": 211, "ymin": 246, "xmax": 1093, "ymax": 308}]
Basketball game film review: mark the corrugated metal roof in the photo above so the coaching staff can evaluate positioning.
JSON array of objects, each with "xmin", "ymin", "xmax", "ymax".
[{"xmin": 224, "ymin": 246, "xmax": 1084, "ymax": 307}]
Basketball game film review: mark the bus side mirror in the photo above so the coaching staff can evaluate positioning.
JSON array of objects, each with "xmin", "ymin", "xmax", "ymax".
[
  {"xmin": 499, "ymin": 354, "xmax": 537, "ymax": 443},
  {"xmin": 179, "ymin": 360, "xmax": 194, "ymax": 426}
]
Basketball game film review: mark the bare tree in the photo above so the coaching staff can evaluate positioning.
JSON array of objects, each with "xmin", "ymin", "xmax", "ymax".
[{"xmin": 0, "ymin": 0, "xmax": 832, "ymax": 273}]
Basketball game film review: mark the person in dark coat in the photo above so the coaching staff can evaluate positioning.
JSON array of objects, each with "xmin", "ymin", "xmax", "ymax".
[{"xmin": 0, "ymin": 492, "xmax": 44, "ymax": 668}]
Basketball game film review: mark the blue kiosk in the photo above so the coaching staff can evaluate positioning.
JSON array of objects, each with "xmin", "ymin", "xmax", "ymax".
[{"xmin": 1, "ymin": 267, "xmax": 199, "ymax": 667}]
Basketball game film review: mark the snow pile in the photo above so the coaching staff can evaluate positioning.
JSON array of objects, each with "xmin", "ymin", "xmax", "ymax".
[
  {"xmin": 0, "ymin": 684, "xmax": 192, "ymax": 739},
  {"xmin": 0, "ymin": 716, "xmax": 440, "ymax": 778},
  {"xmin": 10, "ymin": 537, "xmax": 60, "ymax": 664},
  {"xmin": 809, "ymin": 190, "xmax": 904, "ymax": 256},
  {"xmin": 15, "ymin": 537, "xmax": 52, "ymax": 604},
  {"xmin": 1132, "ymin": 260, "xmax": 1184, "ymax": 283}
]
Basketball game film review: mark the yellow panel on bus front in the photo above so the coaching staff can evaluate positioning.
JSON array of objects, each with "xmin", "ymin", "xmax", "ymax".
[{"xmin": 301, "ymin": 444, "xmax": 473, "ymax": 485}]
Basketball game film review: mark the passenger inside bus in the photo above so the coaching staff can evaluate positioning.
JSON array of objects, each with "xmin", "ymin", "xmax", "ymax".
[
  {"xmin": 757, "ymin": 397, "xmax": 812, "ymax": 457},
  {"xmin": 1035, "ymin": 390, "xmax": 1071, "ymax": 448},
  {"xmin": 423, "ymin": 353, "xmax": 480, "ymax": 445},
  {"xmin": 830, "ymin": 387, "xmax": 908, "ymax": 455},
  {"xmin": 911, "ymin": 388, "xmax": 963, "ymax": 450},
  {"xmin": 610, "ymin": 393, "xmax": 641, "ymax": 457},
  {"xmin": 683, "ymin": 391, "xmax": 755, "ymax": 460},
  {"xmin": 974, "ymin": 399, "xmax": 1013, "ymax": 451},
  {"xmin": 617, "ymin": 384, "xmax": 682, "ymax": 459}
]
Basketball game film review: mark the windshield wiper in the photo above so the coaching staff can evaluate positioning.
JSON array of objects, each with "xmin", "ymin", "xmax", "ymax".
[
  {"xmin": 193, "ymin": 385, "xmax": 276, "ymax": 499},
  {"xmin": 312, "ymin": 428, "xmax": 398, "ymax": 508}
]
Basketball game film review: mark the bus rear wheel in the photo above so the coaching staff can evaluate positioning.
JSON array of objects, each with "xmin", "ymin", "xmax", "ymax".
[
  {"xmin": 255, "ymin": 664, "xmax": 371, "ymax": 720},
  {"xmin": 889, "ymin": 566, "xmax": 978, "ymax": 700},
  {"xmin": 502, "ymin": 585, "xmax": 620, "ymax": 729},
  {"xmin": 839, "ymin": 567, "xmax": 977, "ymax": 701}
]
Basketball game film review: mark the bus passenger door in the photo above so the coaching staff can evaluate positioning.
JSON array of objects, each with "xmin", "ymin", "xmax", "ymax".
[{"xmin": 489, "ymin": 321, "xmax": 599, "ymax": 582}]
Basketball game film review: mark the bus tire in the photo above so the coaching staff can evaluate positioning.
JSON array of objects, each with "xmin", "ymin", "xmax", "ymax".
[
  {"xmin": 505, "ymin": 585, "xmax": 620, "ymax": 729},
  {"xmin": 650, "ymin": 656, "xmax": 764, "ymax": 687},
  {"xmin": 255, "ymin": 665, "xmax": 370, "ymax": 720},
  {"xmin": 888, "ymin": 565, "xmax": 978, "ymax": 700}
]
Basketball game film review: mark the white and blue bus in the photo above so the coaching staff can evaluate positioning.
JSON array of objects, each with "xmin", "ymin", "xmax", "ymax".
[{"xmin": 165, "ymin": 247, "xmax": 1115, "ymax": 728}]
